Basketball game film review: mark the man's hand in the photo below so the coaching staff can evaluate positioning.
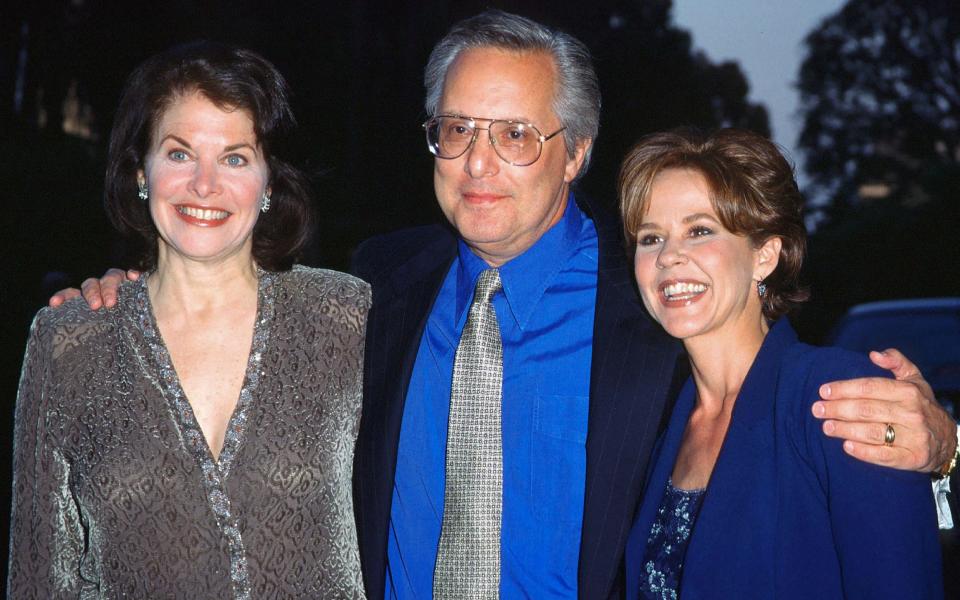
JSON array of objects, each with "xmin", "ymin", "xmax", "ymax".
[
  {"xmin": 48, "ymin": 269, "xmax": 140, "ymax": 309},
  {"xmin": 812, "ymin": 348, "xmax": 957, "ymax": 472}
]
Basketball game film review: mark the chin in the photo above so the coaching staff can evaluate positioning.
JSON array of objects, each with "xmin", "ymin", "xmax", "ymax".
[
  {"xmin": 657, "ymin": 315, "xmax": 709, "ymax": 341},
  {"xmin": 455, "ymin": 216, "xmax": 512, "ymax": 247}
]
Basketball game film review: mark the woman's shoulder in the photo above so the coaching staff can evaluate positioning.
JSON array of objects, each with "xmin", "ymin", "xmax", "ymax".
[
  {"xmin": 267, "ymin": 268, "xmax": 369, "ymax": 365},
  {"xmin": 272, "ymin": 266, "xmax": 371, "ymax": 316},
  {"xmin": 779, "ymin": 341, "xmax": 888, "ymax": 396},
  {"xmin": 273, "ymin": 265, "xmax": 371, "ymax": 323},
  {"xmin": 775, "ymin": 341, "xmax": 894, "ymax": 461},
  {"xmin": 30, "ymin": 289, "xmax": 131, "ymax": 360}
]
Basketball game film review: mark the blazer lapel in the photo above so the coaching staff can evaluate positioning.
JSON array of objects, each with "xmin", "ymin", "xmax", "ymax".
[
  {"xmin": 353, "ymin": 227, "xmax": 456, "ymax": 600},
  {"xmin": 680, "ymin": 321, "xmax": 797, "ymax": 598}
]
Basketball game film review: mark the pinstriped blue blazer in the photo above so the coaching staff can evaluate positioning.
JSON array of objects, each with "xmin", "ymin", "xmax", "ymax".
[{"xmin": 351, "ymin": 195, "xmax": 685, "ymax": 600}]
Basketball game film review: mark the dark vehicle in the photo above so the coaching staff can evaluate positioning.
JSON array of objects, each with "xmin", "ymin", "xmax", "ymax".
[{"xmin": 827, "ymin": 298, "xmax": 960, "ymax": 419}]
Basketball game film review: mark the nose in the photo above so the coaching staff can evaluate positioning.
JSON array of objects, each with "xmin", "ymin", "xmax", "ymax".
[
  {"xmin": 464, "ymin": 127, "xmax": 500, "ymax": 179},
  {"xmin": 656, "ymin": 237, "xmax": 688, "ymax": 270},
  {"xmin": 189, "ymin": 158, "xmax": 221, "ymax": 197}
]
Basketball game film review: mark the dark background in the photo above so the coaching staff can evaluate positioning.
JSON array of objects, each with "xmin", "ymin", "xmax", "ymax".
[{"xmin": 2, "ymin": 0, "xmax": 957, "ymax": 592}]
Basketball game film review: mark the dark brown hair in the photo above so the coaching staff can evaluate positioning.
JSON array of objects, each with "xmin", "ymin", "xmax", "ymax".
[
  {"xmin": 104, "ymin": 41, "xmax": 312, "ymax": 271},
  {"xmin": 619, "ymin": 128, "xmax": 809, "ymax": 319}
]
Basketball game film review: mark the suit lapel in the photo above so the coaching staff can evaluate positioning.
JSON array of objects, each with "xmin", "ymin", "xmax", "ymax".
[
  {"xmin": 354, "ymin": 227, "xmax": 456, "ymax": 600},
  {"xmin": 577, "ymin": 196, "xmax": 683, "ymax": 599}
]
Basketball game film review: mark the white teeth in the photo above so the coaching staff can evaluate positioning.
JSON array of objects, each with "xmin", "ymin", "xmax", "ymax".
[
  {"xmin": 178, "ymin": 206, "xmax": 229, "ymax": 221},
  {"xmin": 662, "ymin": 282, "xmax": 707, "ymax": 298}
]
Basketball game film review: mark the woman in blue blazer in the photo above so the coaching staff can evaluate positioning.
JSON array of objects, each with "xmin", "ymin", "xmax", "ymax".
[{"xmin": 617, "ymin": 129, "xmax": 943, "ymax": 599}]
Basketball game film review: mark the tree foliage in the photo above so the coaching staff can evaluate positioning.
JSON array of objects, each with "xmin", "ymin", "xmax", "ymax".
[
  {"xmin": 579, "ymin": 0, "xmax": 770, "ymax": 204},
  {"xmin": 797, "ymin": 0, "xmax": 960, "ymax": 205},
  {"xmin": 794, "ymin": 0, "xmax": 960, "ymax": 342}
]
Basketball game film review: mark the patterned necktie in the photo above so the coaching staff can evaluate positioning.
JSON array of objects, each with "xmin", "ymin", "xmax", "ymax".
[{"xmin": 434, "ymin": 268, "xmax": 504, "ymax": 599}]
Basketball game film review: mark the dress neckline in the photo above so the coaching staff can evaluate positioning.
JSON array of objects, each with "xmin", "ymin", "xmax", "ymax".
[
  {"xmin": 667, "ymin": 477, "xmax": 707, "ymax": 495},
  {"xmin": 133, "ymin": 267, "xmax": 276, "ymax": 600}
]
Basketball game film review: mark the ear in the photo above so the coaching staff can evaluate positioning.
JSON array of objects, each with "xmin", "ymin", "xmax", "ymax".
[
  {"xmin": 136, "ymin": 169, "xmax": 146, "ymax": 187},
  {"xmin": 563, "ymin": 137, "xmax": 592, "ymax": 183},
  {"xmin": 753, "ymin": 236, "xmax": 782, "ymax": 281}
]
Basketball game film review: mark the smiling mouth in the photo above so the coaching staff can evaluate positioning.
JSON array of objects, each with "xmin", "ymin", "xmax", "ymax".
[
  {"xmin": 659, "ymin": 281, "xmax": 708, "ymax": 302},
  {"xmin": 176, "ymin": 205, "xmax": 230, "ymax": 221}
]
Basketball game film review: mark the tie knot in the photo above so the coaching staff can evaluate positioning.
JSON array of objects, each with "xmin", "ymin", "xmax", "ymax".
[{"xmin": 473, "ymin": 268, "xmax": 502, "ymax": 304}]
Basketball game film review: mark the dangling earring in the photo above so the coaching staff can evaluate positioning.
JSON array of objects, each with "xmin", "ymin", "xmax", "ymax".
[
  {"xmin": 756, "ymin": 279, "xmax": 767, "ymax": 299},
  {"xmin": 137, "ymin": 179, "xmax": 148, "ymax": 201},
  {"xmin": 260, "ymin": 193, "xmax": 271, "ymax": 213}
]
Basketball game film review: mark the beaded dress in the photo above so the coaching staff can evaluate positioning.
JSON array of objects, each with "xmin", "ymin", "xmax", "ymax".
[
  {"xmin": 637, "ymin": 479, "xmax": 706, "ymax": 600},
  {"xmin": 8, "ymin": 267, "xmax": 369, "ymax": 599}
]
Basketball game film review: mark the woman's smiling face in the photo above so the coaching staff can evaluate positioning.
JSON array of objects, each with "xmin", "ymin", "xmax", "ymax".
[
  {"xmin": 633, "ymin": 167, "xmax": 773, "ymax": 343},
  {"xmin": 140, "ymin": 91, "xmax": 270, "ymax": 266}
]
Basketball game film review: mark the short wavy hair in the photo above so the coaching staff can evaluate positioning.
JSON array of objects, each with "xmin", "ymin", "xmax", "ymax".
[
  {"xmin": 619, "ymin": 128, "xmax": 809, "ymax": 320},
  {"xmin": 424, "ymin": 10, "xmax": 601, "ymax": 179},
  {"xmin": 104, "ymin": 41, "xmax": 313, "ymax": 271}
]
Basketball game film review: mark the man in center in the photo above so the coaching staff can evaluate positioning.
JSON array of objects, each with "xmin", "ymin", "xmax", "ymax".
[
  {"xmin": 352, "ymin": 11, "xmax": 677, "ymax": 597},
  {"xmin": 350, "ymin": 11, "xmax": 955, "ymax": 599}
]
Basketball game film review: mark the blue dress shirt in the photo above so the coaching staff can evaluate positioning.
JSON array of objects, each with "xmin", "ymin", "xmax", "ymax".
[{"xmin": 385, "ymin": 194, "xmax": 599, "ymax": 599}]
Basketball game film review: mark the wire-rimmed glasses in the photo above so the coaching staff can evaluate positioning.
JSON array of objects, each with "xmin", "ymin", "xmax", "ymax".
[{"xmin": 423, "ymin": 114, "xmax": 566, "ymax": 166}]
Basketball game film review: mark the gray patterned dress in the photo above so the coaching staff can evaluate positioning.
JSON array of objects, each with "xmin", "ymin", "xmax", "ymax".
[{"xmin": 8, "ymin": 267, "xmax": 369, "ymax": 599}]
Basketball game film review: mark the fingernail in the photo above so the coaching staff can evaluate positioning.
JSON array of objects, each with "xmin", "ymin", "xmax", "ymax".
[
  {"xmin": 820, "ymin": 384, "xmax": 831, "ymax": 398},
  {"xmin": 823, "ymin": 420, "xmax": 835, "ymax": 434},
  {"xmin": 843, "ymin": 440, "xmax": 854, "ymax": 452},
  {"xmin": 812, "ymin": 402, "xmax": 825, "ymax": 417}
]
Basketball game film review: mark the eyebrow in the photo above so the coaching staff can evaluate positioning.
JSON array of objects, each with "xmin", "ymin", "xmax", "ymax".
[
  {"xmin": 636, "ymin": 212, "xmax": 720, "ymax": 230},
  {"xmin": 159, "ymin": 134, "xmax": 192, "ymax": 148},
  {"xmin": 159, "ymin": 135, "xmax": 259, "ymax": 155},
  {"xmin": 224, "ymin": 143, "xmax": 258, "ymax": 154},
  {"xmin": 682, "ymin": 212, "xmax": 720, "ymax": 224}
]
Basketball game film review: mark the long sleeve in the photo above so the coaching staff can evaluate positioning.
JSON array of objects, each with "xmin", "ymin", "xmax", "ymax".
[
  {"xmin": 7, "ymin": 312, "xmax": 85, "ymax": 598},
  {"xmin": 796, "ymin": 351, "xmax": 942, "ymax": 599}
]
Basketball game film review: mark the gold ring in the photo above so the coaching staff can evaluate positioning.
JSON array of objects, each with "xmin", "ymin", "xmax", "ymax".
[{"xmin": 884, "ymin": 423, "xmax": 896, "ymax": 446}]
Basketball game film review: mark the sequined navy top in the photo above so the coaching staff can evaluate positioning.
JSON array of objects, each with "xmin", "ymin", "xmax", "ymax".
[
  {"xmin": 8, "ymin": 267, "xmax": 370, "ymax": 599},
  {"xmin": 637, "ymin": 479, "xmax": 706, "ymax": 600}
]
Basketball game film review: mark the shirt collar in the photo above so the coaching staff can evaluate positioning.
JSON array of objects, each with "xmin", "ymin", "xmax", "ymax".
[{"xmin": 455, "ymin": 192, "xmax": 584, "ymax": 331}]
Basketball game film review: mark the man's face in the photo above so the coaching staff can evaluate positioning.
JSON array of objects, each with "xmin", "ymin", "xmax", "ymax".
[{"xmin": 433, "ymin": 47, "xmax": 590, "ymax": 266}]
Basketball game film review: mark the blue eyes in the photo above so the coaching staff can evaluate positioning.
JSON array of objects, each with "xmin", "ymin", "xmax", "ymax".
[{"xmin": 166, "ymin": 150, "xmax": 248, "ymax": 167}]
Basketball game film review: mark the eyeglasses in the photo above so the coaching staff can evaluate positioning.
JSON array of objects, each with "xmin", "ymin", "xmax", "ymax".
[{"xmin": 422, "ymin": 114, "xmax": 566, "ymax": 167}]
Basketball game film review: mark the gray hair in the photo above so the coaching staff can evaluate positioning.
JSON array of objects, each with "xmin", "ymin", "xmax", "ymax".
[{"xmin": 424, "ymin": 10, "xmax": 601, "ymax": 178}]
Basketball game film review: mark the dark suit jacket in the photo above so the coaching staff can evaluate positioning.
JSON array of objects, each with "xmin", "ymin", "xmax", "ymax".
[
  {"xmin": 625, "ymin": 319, "xmax": 943, "ymax": 599},
  {"xmin": 351, "ymin": 195, "xmax": 685, "ymax": 599}
]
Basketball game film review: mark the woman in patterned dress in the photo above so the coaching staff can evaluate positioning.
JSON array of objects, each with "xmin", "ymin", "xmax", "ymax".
[{"xmin": 8, "ymin": 42, "xmax": 367, "ymax": 598}]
